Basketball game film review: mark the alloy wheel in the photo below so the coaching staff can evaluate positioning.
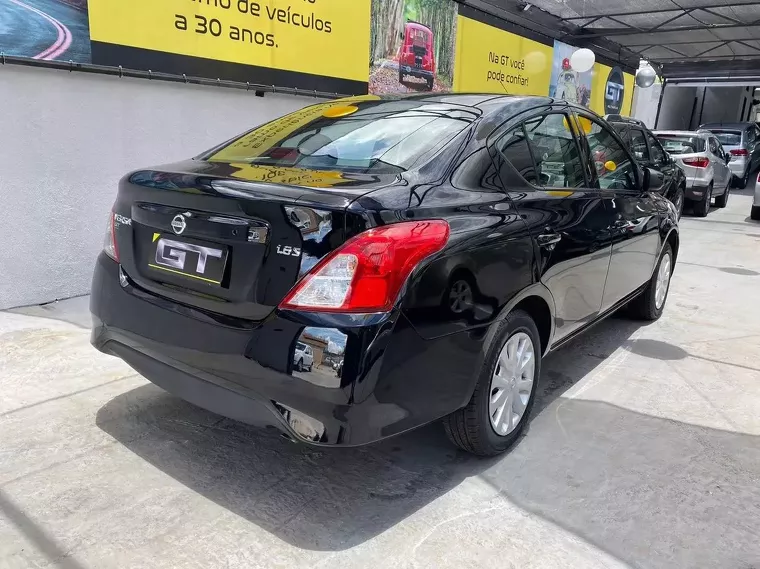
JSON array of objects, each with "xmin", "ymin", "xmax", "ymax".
[
  {"xmin": 655, "ymin": 252, "xmax": 672, "ymax": 310},
  {"xmin": 489, "ymin": 332, "xmax": 535, "ymax": 436}
]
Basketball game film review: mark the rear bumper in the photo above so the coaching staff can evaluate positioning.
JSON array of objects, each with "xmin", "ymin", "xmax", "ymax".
[
  {"xmin": 90, "ymin": 254, "xmax": 480, "ymax": 446},
  {"xmin": 728, "ymin": 159, "xmax": 747, "ymax": 178},
  {"xmin": 685, "ymin": 182, "xmax": 711, "ymax": 201},
  {"xmin": 400, "ymin": 66, "xmax": 434, "ymax": 80}
]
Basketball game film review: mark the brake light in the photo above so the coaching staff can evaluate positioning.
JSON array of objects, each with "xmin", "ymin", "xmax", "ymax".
[
  {"xmin": 682, "ymin": 157, "xmax": 710, "ymax": 168},
  {"xmin": 730, "ymin": 149, "xmax": 749, "ymax": 156},
  {"xmin": 279, "ymin": 220, "xmax": 450, "ymax": 313},
  {"xmin": 103, "ymin": 212, "xmax": 119, "ymax": 262}
]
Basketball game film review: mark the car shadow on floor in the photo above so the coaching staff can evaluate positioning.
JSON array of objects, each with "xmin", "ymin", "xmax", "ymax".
[{"xmin": 95, "ymin": 316, "xmax": 760, "ymax": 567}]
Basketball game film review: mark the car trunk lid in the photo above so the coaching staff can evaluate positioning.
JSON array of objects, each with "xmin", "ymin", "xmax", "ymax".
[{"xmin": 113, "ymin": 159, "xmax": 395, "ymax": 322}]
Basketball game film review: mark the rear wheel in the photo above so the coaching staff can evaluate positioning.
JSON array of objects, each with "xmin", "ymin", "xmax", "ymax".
[
  {"xmin": 628, "ymin": 243, "xmax": 673, "ymax": 321},
  {"xmin": 714, "ymin": 181, "xmax": 730, "ymax": 208},
  {"xmin": 751, "ymin": 205, "xmax": 760, "ymax": 220},
  {"xmin": 426, "ymin": 77, "xmax": 434, "ymax": 90},
  {"xmin": 443, "ymin": 309, "xmax": 540, "ymax": 456},
  {"xmin": 693, "ymin": 183, "xmax": 712, "ymax": 217}
]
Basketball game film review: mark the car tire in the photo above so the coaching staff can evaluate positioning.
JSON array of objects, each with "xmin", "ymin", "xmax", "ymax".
[
  {"xmin": 751, "ymin": 205, "xmax": 760, "ymax": 220},
  {"xmin": 714, "ymin": 182, "xmax": 730, "ymax": 208},
  {"xmin": 738, "ymin": 168, "xmax": 750, "ymax": 189},
  {"xmin": 426, "ymin": 77, "xmax": 434, "ymax": 90},
  {"xmin": 628, "ymin": 243, "xmax": 674, "ymax": 321},
  {"xmin": 693, "ymin": 183, "xmax": 712, "ymax": 217},
  {"xmin": 296, "ymin": 359, "xmax": 304, "ymax": 372},
  {"xmin": 443, "ymin": 309, "xmax": 541, "ymax": 456},
  {"xmin": 398, "ymin": 71, "xmax": 404, "ymax": 85},
  {"xmin": 673, "ymin": 186, "xmax": 685, "ymax": 219}
]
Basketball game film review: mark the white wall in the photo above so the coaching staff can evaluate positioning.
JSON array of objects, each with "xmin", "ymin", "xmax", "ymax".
[
  {"xmin": 700, "ymin": 87, "xmax": 745, "ymax": 124},
  {"xmin": 0, "ymin": 65, "xmax": 319, "ymax": 310},
  {"xmin": 632, "ymin": 82, "xmax": 662, "ymax": 129}
]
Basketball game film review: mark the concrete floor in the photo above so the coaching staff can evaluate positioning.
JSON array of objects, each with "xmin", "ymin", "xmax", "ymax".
[{"xmin": 2, "ymin": 189, "xmax": 759, "ymax": 569}]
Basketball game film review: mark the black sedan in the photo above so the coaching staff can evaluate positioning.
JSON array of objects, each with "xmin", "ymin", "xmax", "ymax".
[{"xmin": 91, "ymin": 94, "xmax": 679, "ymax": 456}]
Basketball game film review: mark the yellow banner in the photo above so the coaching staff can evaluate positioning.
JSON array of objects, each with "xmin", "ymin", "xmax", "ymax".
[
  {"xmin": 88, "ymin": 0, "xmax": 370, "ymax": 83},
  {"xmin": 453, "ymin": 15, "xmax": 553, "ymax": 95}
]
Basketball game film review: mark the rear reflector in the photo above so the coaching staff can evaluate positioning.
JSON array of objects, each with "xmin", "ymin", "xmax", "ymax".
[
  {"xmin": 730, "ymin": 149, "xmax": 749, "ymax": 156},
  {"xmin": 682, "ymin": 157, "xmax": 709, "ymax": 168},
  {"xmin": 279, "ymin": 220, "xmax": 450, "ymax": 313}
]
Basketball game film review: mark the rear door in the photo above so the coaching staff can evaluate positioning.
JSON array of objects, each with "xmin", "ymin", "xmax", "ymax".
[
  {"xmin": 709, "ymin": 136, "xmax": 731, "ymax": 188},
  {"xmin": 575, "ymin": 112, "xmax": 660, "ymax": 310},
  {"xmin": 495, "ymin": 110, "xmax": 613, "ymax": 341}
]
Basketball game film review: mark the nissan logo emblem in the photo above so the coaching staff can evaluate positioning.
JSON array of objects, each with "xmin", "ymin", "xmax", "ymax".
[{"xmin": 171, "ymin": 214, "xmax": 187, "ymax": 235}]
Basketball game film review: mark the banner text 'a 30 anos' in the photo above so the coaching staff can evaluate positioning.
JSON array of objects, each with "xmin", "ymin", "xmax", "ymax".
[{"xmin": 88, "ymin": 0, "xmax": 370, "ymax": 94}]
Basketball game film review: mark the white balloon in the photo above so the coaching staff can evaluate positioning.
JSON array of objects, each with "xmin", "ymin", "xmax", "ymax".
[
  {"xmin": 570, "ymin": 48, "xmax": 595, "ymax": 73},
  {"xmin": 636, "ymin": 66, "xmax": 657, "ymax": 88}
]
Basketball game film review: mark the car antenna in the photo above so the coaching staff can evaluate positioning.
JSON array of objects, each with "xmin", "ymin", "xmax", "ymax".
[{"xmin": 499, "ymin": 80, "xmax": 510, "ymax": 94}]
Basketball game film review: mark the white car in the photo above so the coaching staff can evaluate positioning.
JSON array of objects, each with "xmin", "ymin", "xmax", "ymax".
[
  {"xmin": 752, "ymin": 173, "xmax": 760, "ymax": 220},
  {"xmin": 293, "ymin": 342, "xmax": 314, "ymax": 372}
]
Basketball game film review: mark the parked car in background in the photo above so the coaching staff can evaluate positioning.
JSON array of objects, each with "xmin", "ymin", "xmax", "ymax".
[
  {"xmin": 398, "ymin": 22, "xmax": 435, "ymax": 91},
  {"xmin": 699, "ymin": 122, "xmax": 760, "ymax": 188},
  {"xmin": 752, "ymin": 172, "xmax": 760, "ymax": 220},
  {"xmin": 91, "ymin": 95, "xmax": 679, "ymax": 456},
  {"xmin": 654, "ymin": 130, "xmax": 732, "ymax": 216},
  {"xmin": 606, "ymin": 115, "xmax": 687, "ymax": 218},
  {"xmin": 293, "ymin": 342, "xmax": 313, "ymax": 372}
]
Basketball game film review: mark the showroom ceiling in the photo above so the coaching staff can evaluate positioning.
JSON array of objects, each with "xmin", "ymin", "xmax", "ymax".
[{"xmin": 465, "ymin": 0, "xmax": 760, "ymax": 80}]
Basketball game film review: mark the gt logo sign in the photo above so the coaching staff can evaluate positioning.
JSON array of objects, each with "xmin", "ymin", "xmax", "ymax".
[
  {"xmin": 155, "ymin": 238, "xmax": 223, "ymax": 274},
  {"xmin": 276, "ymin": 245, "xmax": 302, "ymax": 257},
  {"xmin": 604, "ymin": 67, "xmax": 626, "ymax": 115}
]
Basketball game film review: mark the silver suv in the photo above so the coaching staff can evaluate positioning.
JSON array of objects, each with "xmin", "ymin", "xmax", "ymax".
[
  {"xmin": 699, "ymin": 122, "xmax": 760, "ymax": 188},
  {"xmin": 655, "ymin": 130, "xmax": 732, "ymax": 216}
]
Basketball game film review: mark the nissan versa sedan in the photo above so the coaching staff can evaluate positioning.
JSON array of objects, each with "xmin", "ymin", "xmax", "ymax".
[{"xmin": 91, "ymin": 95, "xmax": 679, "ymax": 456}]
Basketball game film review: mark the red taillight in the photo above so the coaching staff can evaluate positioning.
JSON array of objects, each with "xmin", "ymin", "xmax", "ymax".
[
  {"xmin": 103, "ymin": 212, "xmax": 119, "ymax": 262},
  {"xmin": 279, "ymin": 220, "xmax": 450, "ymax": 313},
  {"xmin": 730, "ymin": 149, "xmax": 749, "ymax": 156},
  {"xmin": 683, "ymin": 157, "xmax": 710, "ymax": 168}
]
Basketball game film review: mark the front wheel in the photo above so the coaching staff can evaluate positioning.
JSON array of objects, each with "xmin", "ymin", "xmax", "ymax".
[
  {"xmin": 628, "ymin": 243, "xmax": 673, "ymax": 321},
  {"xmin": 672, "ymin": 186, "xmax": 685, "ymax": 219},
  {"xmin": 443, "ymin": 309, "xmax": 541, "ymax": 456},
  {"xmin": 751, "ymin": 205, "xmax": 760, "ymax": 220},
  {"xmin": 296, "ymin": 359, "xmax": 304, "ymax": 372}
]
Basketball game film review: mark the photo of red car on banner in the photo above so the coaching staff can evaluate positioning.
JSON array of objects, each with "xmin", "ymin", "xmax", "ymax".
[{"xmin": 369, "ymin": 0, "xmax": 457, "ymax": 94}]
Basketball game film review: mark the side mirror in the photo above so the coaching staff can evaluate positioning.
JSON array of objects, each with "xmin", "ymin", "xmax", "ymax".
[
  {"xmin": 643, "ymin": 167, "xmax": 665, "ymax": 193},
  {"xmin": 725, "ymin": 154, "xmax": 731, "ymax": 164}
]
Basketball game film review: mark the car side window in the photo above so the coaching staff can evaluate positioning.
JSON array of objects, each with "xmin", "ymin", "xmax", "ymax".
[
  {"xmin": 646, "ymin": 132, "xmax": 666, "ymax": 165},
  {"xmin": 581, "ymin": 116, "xmax": 638, "ymax": 191},
  {"xmin": 628, "ymin": 128, "xmax": 650, "ymax": 162},
  {"xmin": 495, "ymin": 125, "xmax": 540, "ymax": 186},
  {"xmin": 522, "ymin": 113, "xmax": 586, "ymax": 188}
]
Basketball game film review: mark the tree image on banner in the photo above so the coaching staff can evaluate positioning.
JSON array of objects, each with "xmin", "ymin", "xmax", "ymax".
[{"xmin": 369, "ymin": 0, "xmax": 457, "ymax": 94}]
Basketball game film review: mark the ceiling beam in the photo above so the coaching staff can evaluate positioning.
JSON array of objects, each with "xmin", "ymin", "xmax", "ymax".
[
  {"xmin": 563, "ymin": 2, "xmax": 760, "ymax": 21},
  {"xmin": 577, "ymin": 21, "xmax": 760, "ymax": 39}
]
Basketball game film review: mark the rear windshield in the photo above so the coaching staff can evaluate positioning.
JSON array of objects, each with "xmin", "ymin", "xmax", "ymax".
[
  {"xmin": 656, "ymin": 135, "xmax": 705, "ymax": 154},
  {"xmin": 204, "ymin": 98, "xmax": 478, "ymax": 174},
  {"xmin": 710, "ymin": 130, "xmax": 742, "ymax": 146}
]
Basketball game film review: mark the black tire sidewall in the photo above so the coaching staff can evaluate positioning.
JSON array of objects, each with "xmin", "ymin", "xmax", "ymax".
[
  {"xmin": 650, "ymin": 245, "xmax": 673, "ymax": 319},
  {"xmin": 475, "ymin": 311, "xmax": 542, "ymax": 453}
]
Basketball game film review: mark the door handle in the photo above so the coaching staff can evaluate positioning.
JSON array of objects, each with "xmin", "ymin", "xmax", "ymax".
[{"xmin": 537, "ymin": 232, "xmax": 562, "ymax": 248}]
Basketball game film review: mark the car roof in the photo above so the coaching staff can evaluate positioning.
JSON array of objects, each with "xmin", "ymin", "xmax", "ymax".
[
  {"xmin": 654, "ymin": 130, "xmax": 709, "ymax": 137},
  {"xmin": 700, "ymin": 122, "xmax": 752, "ymax": 129}
]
